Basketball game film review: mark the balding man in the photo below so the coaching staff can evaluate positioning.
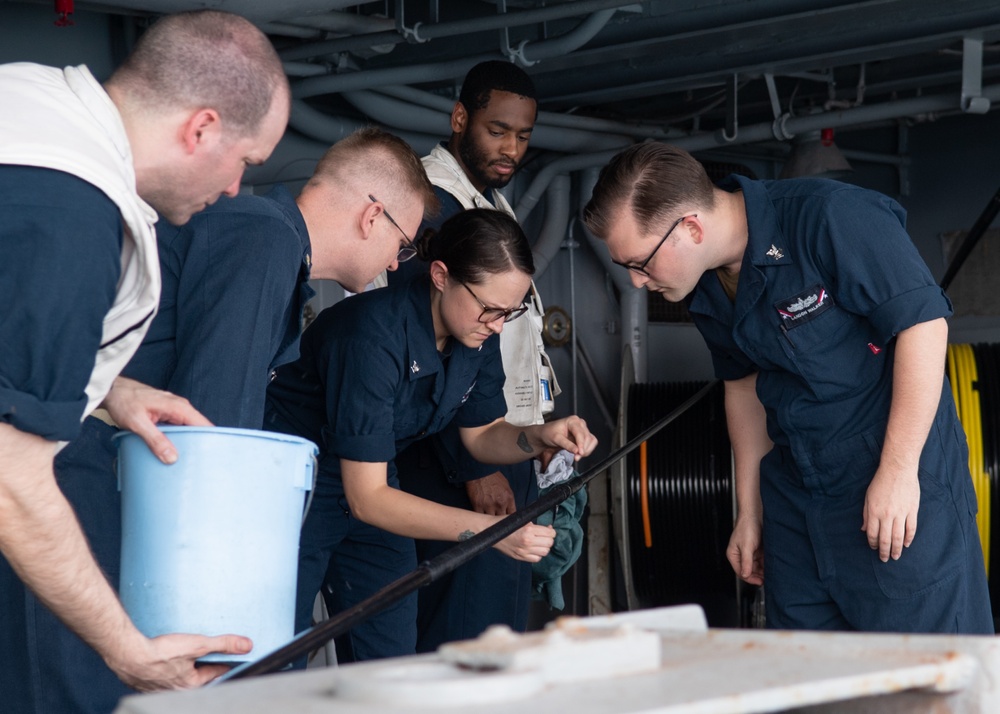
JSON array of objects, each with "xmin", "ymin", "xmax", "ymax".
[{"xmin": 0, "ymin": 9, "xmax": 290, "ymax": 706}]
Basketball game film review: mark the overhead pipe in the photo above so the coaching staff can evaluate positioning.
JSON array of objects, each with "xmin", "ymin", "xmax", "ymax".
[
  {"xmin": 242, "ymin": 131, "xmax": 333, "ymax": 187},
  {"xmin": 259, "ymin": 22, "xmax": 323, "ymax": 39},
  {"xmin": 341, "ymin": 90, "xmax": 631, "ymax": 152},
  {"xmin": 89, "ymin": 0, "xmax": 366, "ymax": 26},
  {"xmin": 262, "ymin": 12, "xmax": 398, "ymax": 42},
  {"xmin": 278, "ymin": 0, "xmax": 638, "ymax": 62},
  {"xmin": 285, "ymin": 11, "xmax": 395, "ymax": 35},
  {"xmin": 536, "ymin": 1, "xmax": 975, "ymax": 109},
  {"xmin": 580, "ymin": 167, "xmax": 648, "ymax": 384},
  {"xmin": 374, "ymin": 84, "xmax": 680, "ymax": 140},
  {"xmin": 283, "ymin": 61, "xmax": 331, "ymax": 77},
  {"xmin": 287, "ymin": 99, "xmax": 439, "ymax": 156},
  {"xmin": 515, "ymin": 83, "xmax": 1000, "ymax": 221},
  {"xmin": 531, "ymin": 174, "xmax": 571, "ymax": 277},
  {"xmin": 514, "ymin": 9, "xmax": 617, "ymax": 66},
  {"xmin": 291, "ymin": 10, "xmax": 622, "ymax": 99},
  {"xmin": 288, "ymin": 99, "xmax": 364, "ymax": 144},
  {"xmin": 341, "ymin": 90, "xmax": 450, "ymax": 136}
]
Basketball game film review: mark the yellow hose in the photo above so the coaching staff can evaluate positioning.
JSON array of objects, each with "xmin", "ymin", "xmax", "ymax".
[
  {"xmin": 967, "ymin": 346, "xmax": 991, "ymax": 572},
  {"xmin": 949, "ymin": 344, "xmax": 990, "ymax": 573}
]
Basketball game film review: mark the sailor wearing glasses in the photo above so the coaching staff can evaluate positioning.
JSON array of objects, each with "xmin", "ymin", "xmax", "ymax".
[
  {"xmin": 264, "ymin": 209, "xmax": 597, "ymax": 664},
  {"xmin": 584, "ymin": 142, "xmax": 992, "ymax": 636},
  {"xmin": 388, "ymin": 60, "xmax": 562, "ymax": 656}
]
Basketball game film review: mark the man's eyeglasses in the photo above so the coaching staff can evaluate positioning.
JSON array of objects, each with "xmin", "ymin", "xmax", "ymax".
[
  {"xmin": 369, "ymin": 194, "xmax": 417, "ymax": 263},
  {"xmin": 460, "ymin": 281, "xmax": 529, "ymax": 323},
  {"xmin": 613, "ymin": 213, "xmax": 697, "ymax": 277}
]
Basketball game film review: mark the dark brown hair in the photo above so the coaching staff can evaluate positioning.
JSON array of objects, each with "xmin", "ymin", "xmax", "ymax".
[
  {"xmin": 420, "ymin": 209, "xmax": 534, "ymax": 284},
  {"xmin": 584, "ymin": 143, "xmax": 715, "ymax": 239}
]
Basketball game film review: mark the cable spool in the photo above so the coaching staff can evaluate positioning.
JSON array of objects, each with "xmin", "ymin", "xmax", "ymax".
[{"xmin": 623, "ymin": 381, "xmax": 737, "ymax": 626}]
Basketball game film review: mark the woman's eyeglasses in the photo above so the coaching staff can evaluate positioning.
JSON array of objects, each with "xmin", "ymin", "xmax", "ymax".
[{"xmin": 460, "ymin": 281, "xmax": 528, "ymax": 323}]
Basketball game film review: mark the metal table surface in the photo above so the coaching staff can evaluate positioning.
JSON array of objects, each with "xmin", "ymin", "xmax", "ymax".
[{"xmin": 114, "ymin": 606, "xmax": 1000, "ymax": 714}]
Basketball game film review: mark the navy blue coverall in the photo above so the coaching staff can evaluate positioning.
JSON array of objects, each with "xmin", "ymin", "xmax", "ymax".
[
  {"xmin": 14, "ymin": 185, "xmax": 314, "ymax": 714},
  {"xmin": 264, "ymin": 272, "xmax": 508, "ymax": 662},
  {"xmin": 688, "ymin": 175, "xmax": 993, "ymax": 633},
  {"xmin": 390, "ymin": 185, "xmax": 537, "ymax": 652},
  {"xmin": 0, "ymin": 167, "xmax": 125, "ymax": 714}
]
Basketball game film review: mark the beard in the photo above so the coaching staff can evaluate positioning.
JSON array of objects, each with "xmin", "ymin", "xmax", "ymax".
[{"xmin": 458, "ymin": 132, "xmax": 516, "ymax": 190}]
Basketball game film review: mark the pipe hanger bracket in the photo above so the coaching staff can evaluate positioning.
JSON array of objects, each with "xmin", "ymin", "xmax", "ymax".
[{"xmin": 962, "ymin": 35, "xmax": 991, "ymax": 114}]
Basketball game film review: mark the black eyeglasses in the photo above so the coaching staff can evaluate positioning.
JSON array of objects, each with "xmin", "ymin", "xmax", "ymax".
[
  {"xmin": 460, "ymin": 281, "xmax": 529, "ymax": 323},
  {"xmin": 369, "ymin": 194, "xmax": 417, "ymax": 263},
  {"xmin": 613, "ymin": 213, "xmax": 697, "ymax": 277}
]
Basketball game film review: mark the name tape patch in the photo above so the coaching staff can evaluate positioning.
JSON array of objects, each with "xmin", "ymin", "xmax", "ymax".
[{"xmin": 774, "ymin": 284, "xmax": 832, "ymax": 328}]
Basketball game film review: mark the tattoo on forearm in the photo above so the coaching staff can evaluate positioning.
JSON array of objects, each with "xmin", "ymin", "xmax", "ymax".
[
  {"xmin": 517, "ymin": 431, "xmax": 532, "ymax": 454},
  {"xmin": 458, "ymin": 530, "xmax": 475, "ymax": 541}
]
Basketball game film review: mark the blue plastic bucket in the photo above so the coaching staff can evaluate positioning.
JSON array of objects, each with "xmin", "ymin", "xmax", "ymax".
[{"xmin": 115, "ymin": 426, "xmax": 317, "ymax": 662}]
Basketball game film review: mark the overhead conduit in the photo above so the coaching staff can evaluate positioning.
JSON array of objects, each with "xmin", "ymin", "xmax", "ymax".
[
  {"xmin": 531, "ymin": 173, "xmax": 571, "ymax": 277},
  {"xmin": 515, "ymin": 83, "xmax": 1000, "ymax": 222},
  {"xmin": 580, "ymin": 167, "xmax": 648, "ymax": 384},
  {"xmin": 339, "ymin": 90, "xmax": 632, "ymax": 153},
  {"xmin": 289, "ymin": 9, "xmax": 620, "ymax": 99},
  {"xmin": 375, "ymin": 84, "xmax": 680, "ymax": 140},
  {"xmin": 288, "ymin": 99, "xmax": 439, "ymax": 155},
  {"xmin": 277, "ymin": 0, "xmax": 639, "ymax": 63},
  {"xmin": 288, "ymin": 8, "xmax": 634, "ymax": 163}
]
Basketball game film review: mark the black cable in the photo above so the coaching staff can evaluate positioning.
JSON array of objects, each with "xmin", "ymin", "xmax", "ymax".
[
  {"xmin": 216, "ymin": 379, "xmax": 722, "ymax": 682},
  {"xmin": 939, "ymin": 186, "xmax": 1000, "ymax": 292}
]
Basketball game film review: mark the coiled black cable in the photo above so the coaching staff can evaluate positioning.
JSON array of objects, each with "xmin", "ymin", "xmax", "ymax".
[{"xmin": 624, "ymin": 381, "xmax": 738, "ymax": 626}]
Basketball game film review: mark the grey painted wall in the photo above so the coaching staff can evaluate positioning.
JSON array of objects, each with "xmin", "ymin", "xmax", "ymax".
[{"xmin": 0, "ymin": 4, "xmax": 119, "ymax": 77}]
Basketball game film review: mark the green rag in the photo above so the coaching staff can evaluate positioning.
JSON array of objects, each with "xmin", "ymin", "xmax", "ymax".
[{"xmin": 531, "ymin": 478, "xmax": 588, "ymax": 610}]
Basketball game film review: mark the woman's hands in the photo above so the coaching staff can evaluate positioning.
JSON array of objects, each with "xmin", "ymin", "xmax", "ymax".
[{"xmin": 494, "ymin": 521, "xmax": 556, "ymax": 562}]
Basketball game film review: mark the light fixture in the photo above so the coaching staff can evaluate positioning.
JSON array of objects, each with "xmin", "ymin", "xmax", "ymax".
[{"xmin": 779, "ymin": 127, "xmax": 853, "ymax": 179}]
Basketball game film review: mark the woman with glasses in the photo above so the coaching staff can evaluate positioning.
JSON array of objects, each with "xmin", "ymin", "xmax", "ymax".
[{"xmin": 264, "ymin": 208, "xmax": 597, "ymax": 664}]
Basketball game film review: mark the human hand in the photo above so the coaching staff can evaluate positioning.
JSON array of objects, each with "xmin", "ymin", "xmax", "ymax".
[
  {"xmin": 539, "ymin": 416, "xmax": 598, "ymax": 461},
  {"xmin": 726, "ymin": 514, "xmax": 764, "ymax": 585},
  {"xmin": 466, "ymin": 472, "xmax": 516, "ymax": 515},
  {"xmin": 537, "ymin": 446, "xmax": 560, "ymax": 472},
  {"xmin": 494, "ymin": 522, "xmax": 555, "ymax": 562},
  {"xmin": 105, "ymin": 632, "xmax": 252, "ymax": 692},
  {"xmin": 102, "ymin": 377, "xmax": 212, "ymax": 464},
  {"xmin": 862, "ymin": 466, "xmax": 920, "ymax": 562}
]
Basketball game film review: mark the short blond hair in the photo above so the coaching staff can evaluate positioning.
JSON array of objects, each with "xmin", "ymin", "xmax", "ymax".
[{"xmin": 308, "ymin": 127, "xmax": 440, "ymax": 220}]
